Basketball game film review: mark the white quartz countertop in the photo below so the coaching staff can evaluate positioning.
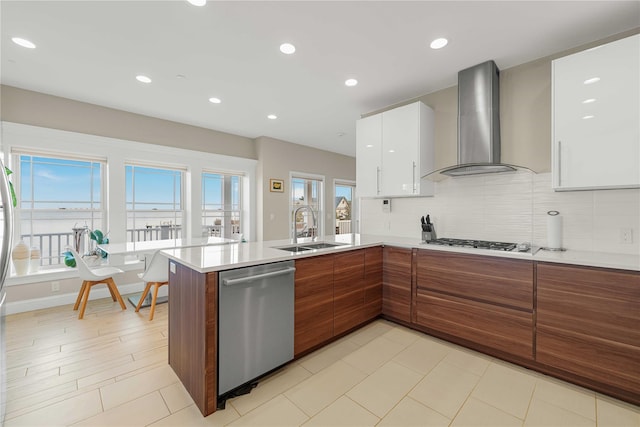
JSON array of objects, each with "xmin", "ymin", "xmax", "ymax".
[
  {"xmin": 161, "ymin": 234, "xmax": 640, "ymax": 273},
  {"xmin": 98, "ymin": 236, "xmax": 232, "ymax": 255}
]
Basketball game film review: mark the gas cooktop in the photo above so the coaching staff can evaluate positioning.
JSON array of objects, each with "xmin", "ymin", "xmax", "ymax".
[{"xmin": 424, "ymin": 238, "xmax": 527, "ymax": 252}]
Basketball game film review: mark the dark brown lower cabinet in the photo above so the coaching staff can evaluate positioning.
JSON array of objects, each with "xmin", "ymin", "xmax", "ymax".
[
  {"xmin": 415, "ymin": 250, "xmax": 534, "ymax": 360},
  {"xmin": 168, "ymin": 245, "xmax": 640, "ymax": 417},
  {"xmin": 382, "ymin": 246, "xmax": 413, "ymax": 323},
  {"xmin": 294, "ymin": 254, "xmax": 334, "ymax": 356},
  {"xmin": 296, "ymin": 247, "xmax": 383, "ymax": 355},
  {"xmin": 334, "ymin": 249, "xmax": 365, "ymax": 336},
  {"xmin": 168, "ymin": 262, "xmax": 218, "ymax": 416},
  {"xmin": 536, "ymin": 262, "xmax": 640, "ymax": 402},
  {"xmin": 363, "ymin": 246, "xmax": 383, "ymax": 320}
]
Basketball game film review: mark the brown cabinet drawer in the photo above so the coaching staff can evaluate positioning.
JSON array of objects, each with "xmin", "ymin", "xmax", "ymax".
[
  {"xmin": 417, "ymin": 250, "xmax": 533, "ymax": 311},
  {"xmin": 537, "ymin": 326, "xmax": 640, "ymax": 395},
  {"xmin": 536, "ymin": 262, "xmax": 640, "ymax": 398},
  {"xmin": 416, "ymin": 290, "xmax": 533, "ymax": 359},
  {"xmin": 537, "ymin": 263, "xmax": 640, "ymax": 346}
]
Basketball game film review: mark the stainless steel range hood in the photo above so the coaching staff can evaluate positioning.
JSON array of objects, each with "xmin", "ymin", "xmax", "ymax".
[{"xmin": 425, "ymin": 60, "xmax": 532, "ymax": 180}]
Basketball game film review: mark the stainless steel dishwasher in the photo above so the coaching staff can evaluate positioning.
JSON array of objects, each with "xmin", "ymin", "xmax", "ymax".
[{"xmin": 217, "ymin": 260, "xmax": 295, "ymax": 406}]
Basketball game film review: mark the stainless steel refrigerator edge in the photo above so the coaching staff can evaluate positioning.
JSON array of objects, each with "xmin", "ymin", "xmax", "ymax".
[{"xmin": 0, "ymin": 158, "xmax": 15, "ymax": 427}]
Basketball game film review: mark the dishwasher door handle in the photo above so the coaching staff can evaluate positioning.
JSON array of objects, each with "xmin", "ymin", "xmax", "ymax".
[{"xmin": 222, "ymin": 266, "xmax": 297, "ymax": 286}]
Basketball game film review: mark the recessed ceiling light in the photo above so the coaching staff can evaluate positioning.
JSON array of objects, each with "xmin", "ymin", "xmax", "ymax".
[
  {"xmin": 430, "ymin": 38, "xmax": 448, "ymax": 49},
  {"xmin": 209, "ymin": 97, "xmax": 221, "ymax": 104},
  {"xmin": 136, "ymin": 75, "xmax": 152, "ymax": 83},
  {"xmin": 12, "ymin": 37, "xmax": 36, "ymax": 49},
  {"xmin": 583, "ymin": 115, "xmax": 595, "ymax": 120},
  {"xmin": 187, "ymin": 0, "xmax": 206, "ymax": 6},
  {"xmin": 345, "ymin": 79, "xmax": 358, "ymax": 87},
  {"xmin": 584, "ymin": 77, "xmax": 600, "ymax": 85},
  {"xmin": 582, "ymin": 98, "xmax": 596, "ymax": 104},
  {"xmin": 388, "ymin": 149, "xmax": 395, "ymax": 153},
  {"xmin": 267, "ymin": 114, "xmax": 278, "ymax": 120},
  {"xmin": 279, "ymin": 43, "xmax": 296, "ymax": 55},
  {"xmin": 366, "ymin": 144, "xmax": 373, "ymax": 148}
]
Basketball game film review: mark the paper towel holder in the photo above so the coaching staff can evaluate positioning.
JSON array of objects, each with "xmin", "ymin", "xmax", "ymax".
[{"xmin": 541, "ymin": 210, "xmax": 566, "ymax": 252}]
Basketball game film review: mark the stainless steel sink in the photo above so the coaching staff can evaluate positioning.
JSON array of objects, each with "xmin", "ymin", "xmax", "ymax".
[
  {"xmin": 302, "ymin": 242, "xmax": 343, "ymax": 249},
  {"xmin": 276, "ymin": 246, "xmax": 313, "ymax": 253},
  {"xmin": 273, "ymin": 242, "xmax": 345, "ymax": 252}
]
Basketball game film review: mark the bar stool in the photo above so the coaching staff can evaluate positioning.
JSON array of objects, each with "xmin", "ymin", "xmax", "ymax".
[
  {"xmin": 135, "ymin": 250, "xmax": 169, "ymax": 320},
  {"xmin": 68, "ymin": 248, "xmax": 126, "ymax": 319}
]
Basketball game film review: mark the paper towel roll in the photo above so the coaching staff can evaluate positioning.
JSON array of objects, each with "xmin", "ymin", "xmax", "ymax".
[{"xmin": 547, "ymin": 210, "xmax": 563, "ymax": 249}]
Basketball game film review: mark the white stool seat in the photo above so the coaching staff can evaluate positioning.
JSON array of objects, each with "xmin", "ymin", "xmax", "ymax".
[
  {"xmin": 68, "ymin": 248, "xmax": 126, "ymax": 319},
  {"xmin": 135, "ymin": 250, "xmax": 169, "ymax": 320}
]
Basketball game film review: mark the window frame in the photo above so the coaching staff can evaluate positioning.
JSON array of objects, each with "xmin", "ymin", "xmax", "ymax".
[
  {"xmin": 201, "ymin": 170, "xmax": 244, "ymax": 238},
  {"xmin": 12, "ymin": 149, "xmax": 107, "ymax": 267},
  {"xmin": 125, "ymin": 162, "xmax": 186, "ymax": 242},
  {"xmin": 333, "ymin": 179, "xmax": 356, "ymax": 235}
]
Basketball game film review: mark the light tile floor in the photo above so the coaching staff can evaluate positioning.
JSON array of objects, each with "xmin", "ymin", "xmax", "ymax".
[{"xmin": 4, "ymin": 295, "xmax": 640, "ymax": 426}]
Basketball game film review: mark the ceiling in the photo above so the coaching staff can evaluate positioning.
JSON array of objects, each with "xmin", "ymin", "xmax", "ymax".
[{"xmin": 1, "ymin": 1, "xmax": 639, "ymax": 157}]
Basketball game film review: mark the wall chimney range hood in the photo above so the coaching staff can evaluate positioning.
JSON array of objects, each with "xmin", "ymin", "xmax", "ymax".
[{"xmin": 425, "ymin": 60, "xmax": 532, "ymax": 180}]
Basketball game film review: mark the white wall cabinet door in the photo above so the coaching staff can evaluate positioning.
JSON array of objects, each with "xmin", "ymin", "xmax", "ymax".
[
  {"xmin": 356, "ymin": 101, "xmax": 434, "ymax": 198},
  {"xmin": 552, "ymin": 34, "xmax": 640, "ymax": 190},
  {"xmin": 383, "ymin": 102, "xmax": 434, "ymax": 197},
  {"xmin": 356, "ymin": 114, "xmax": 383, "ymax": 198}
]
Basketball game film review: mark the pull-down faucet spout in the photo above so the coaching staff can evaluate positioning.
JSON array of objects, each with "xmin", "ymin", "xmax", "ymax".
[{"xmin": 293, "ymin": 205, "xmax": 317, "ymax": 244}]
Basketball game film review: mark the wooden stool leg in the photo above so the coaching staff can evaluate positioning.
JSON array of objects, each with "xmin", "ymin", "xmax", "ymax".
[
  {"xmin": 106, "ymin": 277, "xmax": 126, "ymax": 310},
  {"xmin": 148, "ymin": 283, "xmax": 161, "ymax": 321},
  {"xmin": 74, "ymin": 281, "xmax": 88, "ymax": 311},
  {"xmin": 106, "ymin": 282, "xmax": 117, "ymax": 301},
  {"xmin": 78, "ymin": 281, "xmax": 94, "ymax": 319},
  {"xmin": 136, "ymin": 282, "xmax": 153, "ymax": 313}
]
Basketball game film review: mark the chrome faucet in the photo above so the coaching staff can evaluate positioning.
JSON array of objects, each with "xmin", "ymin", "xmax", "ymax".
[{"xmin": 293, "ymin": 205, "xmax": 317, "ymax": 244}]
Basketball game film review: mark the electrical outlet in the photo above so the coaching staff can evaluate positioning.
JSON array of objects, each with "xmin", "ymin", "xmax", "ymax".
[
  {"xmin": 620, "ymin": 228, "xmax": 633, "ymax": 244},
  {"xmin": 51, "ymin": 281, "xmax": 60, "ymax": 292}
]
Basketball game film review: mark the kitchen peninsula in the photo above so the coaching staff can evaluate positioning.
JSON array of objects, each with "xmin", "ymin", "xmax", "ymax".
[{"xmin": 162, "ymin": 235, "xmax": 640, "ymax": 416}]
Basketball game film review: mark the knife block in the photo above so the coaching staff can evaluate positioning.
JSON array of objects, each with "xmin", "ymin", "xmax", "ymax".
[{"xmin": 422, "ymin": 228, "xmax": 437, "ymax": 242}]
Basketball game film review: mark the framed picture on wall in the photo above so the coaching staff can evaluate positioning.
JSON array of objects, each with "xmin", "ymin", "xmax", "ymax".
[{"xmin": 270, "ymin": 179, "xmax": 284, "ymax": 192}]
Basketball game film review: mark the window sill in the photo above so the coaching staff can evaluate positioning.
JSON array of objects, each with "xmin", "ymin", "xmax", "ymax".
[{"xmin": 5, "ymin": 259, "xmax": 144, "ymax": 286}]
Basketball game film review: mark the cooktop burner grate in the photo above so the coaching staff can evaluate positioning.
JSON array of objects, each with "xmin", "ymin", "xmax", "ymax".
[{"xmin": 425, "ymin": 238, "xmax": 517, "ymax": 251}]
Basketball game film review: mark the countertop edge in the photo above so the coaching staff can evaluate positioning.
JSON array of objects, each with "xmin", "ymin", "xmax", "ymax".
[{"xmin": 162, "ymin": 235, "xmax": 640, "ymax": 273}]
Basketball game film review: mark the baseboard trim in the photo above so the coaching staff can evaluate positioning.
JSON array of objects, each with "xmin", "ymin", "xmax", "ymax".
[{"xmin": 5, "ymin": 282, "xmax": 147, "ymax": 315}]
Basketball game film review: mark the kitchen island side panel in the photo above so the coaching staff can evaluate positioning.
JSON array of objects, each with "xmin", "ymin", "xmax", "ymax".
[{"xmin": 168, "ymin": 260, "xmax": 218, "ymax": 416}]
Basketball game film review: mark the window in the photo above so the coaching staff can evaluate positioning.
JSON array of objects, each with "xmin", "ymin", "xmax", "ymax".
[
  {"xmin": 334, "ymin": 181, "xmax": 355, "ymax": 235},
  {"xmin": 202, "ymin": 171, "xmax": 242, "ymax": 238},
  {"xmin": 290, "ymin": 175, "xmax": 323, "ymax": 239},
  {"xmin": 125, "ymin": 164, "xmax": 183, "ymax": 242},
  {"xmin": 16, "ymin": 153, "xmax": 104, "ymax": 266}
]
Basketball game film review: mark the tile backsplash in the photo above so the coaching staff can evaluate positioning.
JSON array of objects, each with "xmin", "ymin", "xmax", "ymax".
[{"xmin": 359, "ymin": 172, "xmax": 640, "ymax": 256}]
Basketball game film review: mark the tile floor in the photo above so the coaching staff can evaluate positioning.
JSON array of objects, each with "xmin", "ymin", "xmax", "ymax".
[{"xmin": 4, "ymin": 295, "xmax": 640, "ymax": 426}]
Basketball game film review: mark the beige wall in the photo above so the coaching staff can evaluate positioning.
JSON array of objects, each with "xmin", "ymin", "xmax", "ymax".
[
  {"xmin": 255, "ymin": 136, "xmax": 356, "ymax": 241},
  {"xmin": 364, "ymin": 28, "xmax": 640, "ymax": 174},
  {"xmin": 0, "ymin": 85, "xmax": 257, "ymax": 160}
]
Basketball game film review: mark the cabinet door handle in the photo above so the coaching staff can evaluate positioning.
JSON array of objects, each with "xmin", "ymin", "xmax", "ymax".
[
  {"xmin": 376, "ymin": 166, "xmax": 381, "ymax": 195},
  {"xmin": 557, "ymin": 140, "xmax": 562, "ymax": 187},
  {"xmin": 412, "ymin": 161, "xmax": 417, "ymax": 193}
]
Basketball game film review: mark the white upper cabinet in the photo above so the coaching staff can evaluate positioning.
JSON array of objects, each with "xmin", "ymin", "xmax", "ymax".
[
  {"xmin": 552, "ymin": 34, "xmax": 640, "ymax": 190},
  {"xmin": 355, "ymin": 114, "xmax": 383, "ymax": 197},
  {"xmin": 356, "ymin": 101, "xmax": 434, "ymax": 197}
]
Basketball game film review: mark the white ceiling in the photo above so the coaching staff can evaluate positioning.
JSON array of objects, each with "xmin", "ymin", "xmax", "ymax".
[{"xmin": 1, "ymin": 1, "xmax": 639, "ymax": 157}]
